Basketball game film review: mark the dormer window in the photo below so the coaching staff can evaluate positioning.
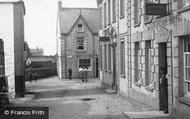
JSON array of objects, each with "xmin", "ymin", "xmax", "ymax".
[{"xmin": 77, "ymin": 24, "xmax": 83, "ymax": 32}]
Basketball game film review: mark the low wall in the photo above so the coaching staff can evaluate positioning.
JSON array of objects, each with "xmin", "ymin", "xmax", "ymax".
[{"xmin": 25, "ymin": 67, "xmax": 57, "ymax": 81}]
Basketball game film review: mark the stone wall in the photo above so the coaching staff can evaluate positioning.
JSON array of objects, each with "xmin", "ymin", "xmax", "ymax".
[{"xmin": 0, "ymin": 3, "xmax": 15, "ymax": 98}]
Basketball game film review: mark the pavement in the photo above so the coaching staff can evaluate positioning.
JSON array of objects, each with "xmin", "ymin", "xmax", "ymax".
[{"xmin": 10, "ymin": 76, "xmax": 154, "ymax": 119}]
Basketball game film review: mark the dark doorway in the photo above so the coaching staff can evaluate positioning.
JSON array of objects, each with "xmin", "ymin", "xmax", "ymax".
[
  {"xmin": 112, "ymin": 45, "xmax": 117, "ymax": 92},
  {"xmin": 158, "ymin": 43, "xmax": 168, "ymax": 113},
  {"xmin": 96, "ymin": 58, "xmax": 99, "ymax": 78}
]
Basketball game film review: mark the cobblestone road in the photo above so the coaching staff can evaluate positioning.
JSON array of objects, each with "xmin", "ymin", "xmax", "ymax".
[{"xmin": 11, "ymin": 76, "xmax": 153, "ymax": 119}]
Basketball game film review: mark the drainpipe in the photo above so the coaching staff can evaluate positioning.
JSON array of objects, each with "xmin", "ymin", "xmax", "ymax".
[
  {"xmin": 64, "ymin": 35, "xmax": 67, "ymax": 79},
  {"xmin": 93, "ymin": 35, "xmax": 96, "ymax": 78}
]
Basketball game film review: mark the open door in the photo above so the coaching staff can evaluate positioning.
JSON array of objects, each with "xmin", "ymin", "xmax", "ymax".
[{"xmin": 158, "ymin": 43, "xmax": 168, "ymax": 113}]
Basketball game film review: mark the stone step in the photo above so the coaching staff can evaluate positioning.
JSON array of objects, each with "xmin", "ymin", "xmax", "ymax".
[
  {"xmin": 170, "ymin": 106, "xmax": 190, "ymax": 119},
  {"xmin": 105, "ymin": 89, "xmax": 117, "ymax": 94},
  {"xmin": 123, "ymin": 111, "xmax": 172, "ymax": 119}
]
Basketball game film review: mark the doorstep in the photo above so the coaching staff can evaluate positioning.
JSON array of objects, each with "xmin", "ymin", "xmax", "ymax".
[
  {"xmin": 105, "ymin": 89, "xmax": 117, "ymax": 94},
  {"xmin": 123, "ymin": 111, "xmax": 171, "ymax": 119}
]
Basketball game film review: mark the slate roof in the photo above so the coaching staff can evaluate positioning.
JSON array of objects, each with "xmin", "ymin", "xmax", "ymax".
[{"xmin": 58, "ymin": 7, "xmax": 99, "ymax": 34}]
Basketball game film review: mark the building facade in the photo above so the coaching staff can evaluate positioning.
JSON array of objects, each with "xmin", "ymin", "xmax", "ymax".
[
  {"xmin": 0, "ymin": 0, "xmax": 25, "ymax": 106},
  {"xmin": 30, "ymin": 47, "xmax": 44, "ymax": 56},
  {"xmin": 56, "ymin": 1, "xmax": 99, "ymax": 79},
  {"xmin": 97, "ymin": 0, "xmax": 190, "ymax": 118}
]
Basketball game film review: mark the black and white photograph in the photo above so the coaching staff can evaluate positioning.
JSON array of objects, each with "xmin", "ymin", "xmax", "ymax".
[{"xmin": 0, "ymin": 0, "xmax": 190, "ymax": 119}]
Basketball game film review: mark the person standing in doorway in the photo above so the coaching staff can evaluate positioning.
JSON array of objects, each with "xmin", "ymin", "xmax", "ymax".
[
  {"xmin": 29, "ymin": 72, "xmax": 33, "ymax": 83},
  {"xmin": 68, "ymin": 68, "xmax": 72, "ymax": 80},
  {"xmin": 160, "ymin": 67, "xmax": 168, "ymax": 113},
  {"xmin": 34, "ymin": 72, "xmax": 38, "ymax": 82}
]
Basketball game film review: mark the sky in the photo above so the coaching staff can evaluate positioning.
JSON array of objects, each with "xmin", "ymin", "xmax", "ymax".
[{"xmin": 23, "ymin": 0, "xmax": 97, "ymax": 55}]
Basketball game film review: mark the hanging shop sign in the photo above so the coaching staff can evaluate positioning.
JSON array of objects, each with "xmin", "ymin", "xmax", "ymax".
[
  {"xmin": 99, "ymin": 36, "xmax": 110, "ymax": 42},
  {"xmin": 145, "ymin": 3, "xmax": 167, "ymax": 15}
]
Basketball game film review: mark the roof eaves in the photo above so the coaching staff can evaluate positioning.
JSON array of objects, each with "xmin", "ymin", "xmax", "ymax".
[{"xmin": 67, "ymin": 14, "xmax": 93, "ymax": 34}]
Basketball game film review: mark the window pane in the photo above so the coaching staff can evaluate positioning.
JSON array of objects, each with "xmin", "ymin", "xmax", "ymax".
[
  {"xmin": 120, "ymin": 41, "xmax": 125, "ymax": 74},
  {"xmin": 79, "ymin": 59, "xmax": 91, "ymax": 68},
  {"xmin": 134, "ymin": 0, "xmax": 139, "ymax": 25},
  {"xmin": 185, "ymin": 68, "xmax": 190, "ymax": 81},
  {"xmin": 184, "ymin": 37, "xmax": 190, "ymax": 52},
  {"xmin": 77, "ymin": 38, "xmax": 84, "ymax": 50},
  {"xmin": 112, "ymin": 0, "xmax": 116, "ymax": 21},
  {"xmin": 108, "ymin": 44, "xmax": 111, "ymax": 70},
  {"xmin": 186, "ymin": 82, "xmax": 190, "ymax": 93},
  {"xmin": 185, "ymin": 54, "xmax": 190, "ymax": 67}
]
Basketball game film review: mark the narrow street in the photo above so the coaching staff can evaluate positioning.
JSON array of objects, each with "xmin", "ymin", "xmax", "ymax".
[{"xmin": 11, "ymin": 77, "xmax": 153, "ymax": 119}]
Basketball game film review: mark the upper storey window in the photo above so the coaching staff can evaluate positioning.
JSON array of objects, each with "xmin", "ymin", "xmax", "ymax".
[{"xmin": 77, "ymin": 24, "xmax": 84, "ymax": 32}]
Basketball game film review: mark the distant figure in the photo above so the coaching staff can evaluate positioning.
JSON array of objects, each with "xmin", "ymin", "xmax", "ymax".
[
  {"xmin": 68, "ymin": 68, "xmax": 72, "ymax": 80},
  {"xmin": 29, "ymin": 72, "xmax": 33, "ymax": 83},
  {"xmin": 34, "ymin": 72, "xmax": 38, "ymax": 82},
  {"xmin": 84, "ymin": 67, "xmax": 88, "ymax": 82},
  {"xmin": 160, "ymin": 68, "xmax": 168, "ymax": 113}
]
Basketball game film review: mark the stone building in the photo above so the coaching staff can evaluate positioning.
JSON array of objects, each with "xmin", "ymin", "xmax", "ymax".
[
  {"xmin": 0, "ymin": 0, "xmax": 25, "ymax": 106},
  {"xmin": 97, "ymin": 0, "xmax": 127, "ymax": 92},
  {"xmin": 97, "ymin": 0, "xmax": 190, "ymax": 118},
  {"xmin": 56, "ymin": 1, "xmax": 99, "ymax": 79}
]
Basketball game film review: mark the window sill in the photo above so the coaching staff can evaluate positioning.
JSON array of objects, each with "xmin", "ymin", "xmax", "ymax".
[
  {"xmin": 179, "ymin": 96, "xmax": 190, "ymax": 106},
  {"xmin": 112, "ymin": 19, "xmax": 116, "ymax": 23},
  {"xmin": 77, "ymin": 31, "xmax": 84, "ymax": 33},
  {"xmin": 108, "ymin": 70, "xmax": 112, "ymax": 74},
  {"xmin": 120, "ymin": 15, "xmax": 125, "ymax": 19},
  {"xmin": 134, "ymin": 22, "xmax": 140, "ymax": 27},
  {"xmin": 178, "ymin": 5, "xmax": 190, "ymax": 14},
  {"xmin": 144, "ymin": 20, "xmax": 152, "ymax": 25},
  {"xmin": 76, "ymin": 50, "xmax": 86, "ymax": 52},
  {"xmin": 134, "ymin": 81, "xmax": 141, "ymax": 87},
  {"xmin": 145, "ymin": 86, "xmax": 154, "ymax": 92}
]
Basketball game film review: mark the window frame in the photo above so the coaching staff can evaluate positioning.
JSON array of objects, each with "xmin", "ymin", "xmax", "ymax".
[
  {"xmin": 77, "ymin": 24, "xmax": 84, "ymax": 32},
  {"xmin": 112, "ymin": 0, "xmax": 116, "ymax": 22},
  {"xmin": 183, "ymin": 37, "xmax": 190, "ymax": 95},
  {"xmin": 120, "ymin": 40, "xmax": 125, "ymax": 76},
  {"xmin": 108, "ymin": 44, "xmax": 112, "ymax": 72},
  {"xmin": 78, "ymin": 59, "xmax": 91, "ymax": 69},
  {"xmin": 134, "ymin": 42, "xmax": 141, "ymax": 82},
  {"xmin": 134, "ymin": 0, "xmax": 141, "ymax": 26},
  {"xmin": 145, "ymin": 40, "xmax": 152, "ymax": 86},
  {"xmin": 76, "ymin": 37, "xmax": 85, "ymax": 51},
  {"xmin": 104, "ymin": 2, "xmax": 107, "ymax": 27},
  {"xmin": 108, "ymin": 0, "xmax": 111, "ymax": 24},
  {"xmin": 120, "ymin": 0, "xmax": 125, "ymax": 18},
  {"xmin": 104, "ymin": 44, "xmax": 107, "ymax": 71}
]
